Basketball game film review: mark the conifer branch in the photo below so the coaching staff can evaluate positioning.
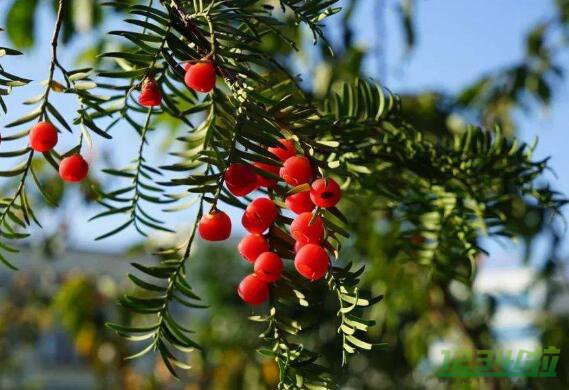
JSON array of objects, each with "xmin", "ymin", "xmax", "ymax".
[{"xmin": 0, "ymin": 0, "xmax": 66, "ymax": 270}]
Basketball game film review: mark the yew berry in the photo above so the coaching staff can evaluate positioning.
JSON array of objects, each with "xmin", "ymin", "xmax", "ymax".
[
  {"xmin": 59, "ymin": 154, "xmax": 89, "ymax": 183},
  {"xmin": 225, "ymin": 163, "xmax": 258, "ymax": 196},
  {"xmin": 198, "ymin": 210, "xmax": 232, "ymax": 241},
  {"xmin": 294, "ymin": 244, "xmax": 329, "ymax": 281},
  {"xmin": 184, "ymin": 61, "xmax": 216, "ymax": 93},
  {"xmin": 238, "ymin": 274, "xmax": 269, "ymax": 305},
  {"xmin": 254, "ymin": 161, "xmax": 280, "ymax": 188},
  {"xmin": 310, "ymin": 178, "xmax": 342, "ymax": 208},
  {"xmin": 294, "ymin": 240, "xmax": 307, "ymax": 253},
  {"xmin": 280, "ymin": 156, "xmax": 313, "ymax": 186},
  {"xmin": 238, "ymin": 234, "xmax": 270, "ymax": 263},
  {"xmin": 29, "ymin": 121, "xmax": 58, "ymax": 152},
  {"xmin": 285, "ymin": 191, "xmax": 315, "ymax": 214},
  {"xmin": 242, "ymin": 197, "xmax": 278, "ymax": 234},
  {"xmin": 290, "ymin": 212, "xmax": 324, "ymax": 244},
  {"xmin": 138, "ymin": 77, "xmax": 162, "ymax": 107},
  {"xmin": 254, "ymin": 252, "xmax": 283, "ymax": 283},
  {"xmin": 268, "ymin": 138, "xmax": 296, "ymax": 162}
]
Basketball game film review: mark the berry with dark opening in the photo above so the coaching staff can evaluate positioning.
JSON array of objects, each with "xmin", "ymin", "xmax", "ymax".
[
  {"xmin": 225, "ymin": 163, "xmax": 258, "ymax": 196},
  {"xmin": 184, "ymin": 61, "xmax": 216, "ymax": 93},
  {"xmin": 242, "ymin": 197, "xmax": 278, "ymax": 234},
  {"xmin": 280, "ymin": 156, "xmax": 313, "ymax": 186},
  {"xmin": 290, "ymin": 212, "xmax": 324, "ymax": 244},
  {"xmin": 254, "ymin": 252, "xmax": 283, "ymax": 283},
  {"xmin": 238, "ymin": 234, "xmax": 270, "ymax": 263},
  {"xmin": 268, "ymin": 138, "xmax": 296, "ymax": 162},
  {"xmin": 138, "ymin": 76, "xmax": 162, "ymax": 107},
  {"xmin": 29, "ymin": 121, "xmax": 58, "ymax": 152},
  {"xmin": 59, "ymin": 154, "xmax": 89, "ymax": 183},
  {"xmin": 198, "ymin": 210, "xmax": 232, "ymax": 241},
  {"xmin": 294, "ymin": 244, "xmax": 329, "ymax": 281},
  {"xmin": 310, "ymin": 178, "xmax": 342, "ymax": 208},
  {"xmin": 285, "ymin": 191, "xmax": 315, "ymax": 214},
  {"xmin": 238, "ymin": 274, "xmax": 269, "ymax": 305},
  {"xmin": 254, "ymin": 161, "xmax": 280, "ymax": 188}
]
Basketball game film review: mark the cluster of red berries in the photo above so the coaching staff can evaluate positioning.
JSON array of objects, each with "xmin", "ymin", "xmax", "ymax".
[
  {"xmin": 197, "ymin": 137, "xmax": 343, "ymax": 305},
  {"xmin": 138, "ymin": 60, "xmax": 216, "ymax": 108},
  {"xmin": 28, "ymin": 121, "xmax": 89, "ymax": 183}
]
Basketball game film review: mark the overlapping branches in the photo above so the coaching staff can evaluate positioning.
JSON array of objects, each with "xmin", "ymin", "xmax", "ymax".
[
  {"xmin": 0, "ymin": 1, "xmax": 66, "ymax": 270},
  {"xmin": 0, "ymin": 1, "xmax": 112, "ymax": 270},
  {"xmin": 0, "ymin": 0, "xmax": 564, "ymax": 388}
]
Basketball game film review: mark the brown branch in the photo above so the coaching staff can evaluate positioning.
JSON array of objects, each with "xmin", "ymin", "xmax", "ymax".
[{"xmin": 159, "ymin": 0, "xmax": 239, "ymax": 83}]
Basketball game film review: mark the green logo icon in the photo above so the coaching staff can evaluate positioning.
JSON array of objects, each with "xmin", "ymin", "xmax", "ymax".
[{"xmin": 436, "ymin": 346, "xmax": 560, "ymax": 378}]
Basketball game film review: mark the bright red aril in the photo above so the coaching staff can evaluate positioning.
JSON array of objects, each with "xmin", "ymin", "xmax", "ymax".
[
  {"xmin": 198, "ymin": 210, "xmax": 232, "ymax": 241},
  {"xmin": 254, "ymin": 161, "xmax": 280, "ymax": 188},
  {"xmin": 138, "ymin": 77, "xmax": 162, "ymax": 107},
  {"xmin": 225, "ymin": 163, "xmax": 258, "ymax": 196},
  {"xmin": 254, "ymin": 252, "xmax": 283, "ymax": 283},
  {"xmin": 294, "ymin": 244, "xmax": 329, "ymax": 281},
  {"xmin": 242, "ymin": 197, "xmax": 278, "ymax": 234},
  {"xmin": 184, "ymin": 61, "xmax": 216, "ymax": 93},
  {"xmin": 59, "ymin": 154, "xmax": 89, "ymax": 183},
  {"xmin": 285, "ymin": 191, "xmax": 315, "ymax": 214},
  {"xmin": 29, "ymin": 121, "xmax": 58, "ymax": 152},
  {"xmin": 238, "ymin": 234, "xmax": 270, "ymax": 263},
  {"xmin": 290, "ymin": 212, "xmax": 324, "ymax": 244},
  {"xmin": 280, "ymin": 156, "xmax": 313, "ymax": 186},
  {"xmin": 238, "ymin": 274, "xmax": 269, "ymax": 305},
  {"xmin": 268, "ymin": 139, "xmax": 296, "ymax": 162},
  {"xmin": 310, "ymin": 178, "xmax": 342, "ymax": 208}
]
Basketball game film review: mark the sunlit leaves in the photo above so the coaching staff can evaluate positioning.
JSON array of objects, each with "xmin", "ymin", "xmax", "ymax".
[
  {"xmin": 328, "ymin": 263, "xmax": 384, "ymax": 365},
  {"xmin": 0, "ymin": 28, "xmax": 30, "ymax": 113},
  {"xmin": 1, "ymin": 1, "xmax": 565, "ymax": 388}
]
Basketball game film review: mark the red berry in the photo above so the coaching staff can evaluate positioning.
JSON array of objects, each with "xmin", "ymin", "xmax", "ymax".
[
  {"xmin": 184, "ymin": 61, "xmax": 216, "ymax": 93},
  {"xmin": 238, "ymin": 274, "xmax": 269, "ymax": 305},
  {"xmin": 225, "ymin": 163, "xmax": 258, "ymax": 196},
  {"xmin": 280, "ymin": 156, "xmax": 313, "ymax": 186},
  {"xmin": 138, "ymin": 77, "xmax": 162, "ymax": 107},
  {"xmin": 238, "ymin": 234, "xmax": 270, "ymax": 263},
  {"xmin": 29, "ymin": 121, "xmax": 58, "ymax": 152},
  {"xmin": 59, "ymin": 154, "xmax": 89, "ymax": 183},
  {"xmin": 254, "ymin": 161, "xmax": 280, "ymax": 188},
  {"xmin": 294, "ymin": 241, "xmax": 306, "ymax": 253},
  {"xmin": 254, "ymin": 252, "xmax": 283, "ymax": 283},
  {"xmin": 290, "ymin": 212, "xmax": 324, "ymax": 244},
  {"xmin": 198, "ymin": 210, "xmax": 232, "ymax": 241},
  {"xmin": 242, "ymin": 197, "xmax": 278, "ymax": 234},
  {"xmin": 285, "ymin": 191, "xmax": 315, "ymax": 214},
  {"xmin": 310, "ymin": 178, "xmax": 342, "ymax": 208},
  {"xmin": 294, "ymin": 244, "xmax": 329, "ymax": 281},
  {"xmin": 268, "ymin": 139, "xmax": 296, "ymax": 162},
  {"xmin": 182, "ymin": 63, "xmax": 191, "ymax": 71}
]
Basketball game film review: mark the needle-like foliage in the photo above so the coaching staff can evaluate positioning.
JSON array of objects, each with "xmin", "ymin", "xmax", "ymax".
[{"xmin": 0, "ymin": 1, "xmax": 564, "ymax": 388}]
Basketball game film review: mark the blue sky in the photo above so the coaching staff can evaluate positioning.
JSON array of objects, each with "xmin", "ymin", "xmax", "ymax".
[
  {"xmin": 0, "ymin": 1, "xmax": 567, "ymax": 262},
  {"xmin": 355, "ymin": 0, "xmax": 569, "ymax": 265}
]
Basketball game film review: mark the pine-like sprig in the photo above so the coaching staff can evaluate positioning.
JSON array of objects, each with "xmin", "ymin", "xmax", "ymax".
[{"xmin": 0, "ymin": 1, "xmax": 565, "ymax": 388}]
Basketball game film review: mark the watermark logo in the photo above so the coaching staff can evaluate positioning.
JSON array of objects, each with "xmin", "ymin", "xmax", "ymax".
[{"xmin": 436, "ymin": 346, "xmax": 560, "ymax": 378}]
